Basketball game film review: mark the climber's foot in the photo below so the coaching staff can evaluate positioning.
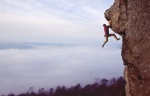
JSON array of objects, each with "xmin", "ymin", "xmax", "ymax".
[
  {"xmin": 102, "ymin": 45, "xmax": 104, "ymax": 48},
  {"xmin": 117, "ymin": 38, "xmax": 121, "ymax": 41}
]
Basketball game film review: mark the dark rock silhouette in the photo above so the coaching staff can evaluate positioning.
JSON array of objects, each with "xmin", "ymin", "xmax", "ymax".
[{"xmin": 105, "ymin": 0, "xmax": 150, "ymax": 96}]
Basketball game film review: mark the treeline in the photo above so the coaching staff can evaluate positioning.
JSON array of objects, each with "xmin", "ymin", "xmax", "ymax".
[{"xmin": 6, "ymin": 77, "xmax": 126, "ymax": 96}]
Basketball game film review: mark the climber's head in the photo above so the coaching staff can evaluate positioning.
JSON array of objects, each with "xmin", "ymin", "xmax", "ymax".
[{"xmin": 103, "ymin": 24, "xmax": 106, "ymax": 27}]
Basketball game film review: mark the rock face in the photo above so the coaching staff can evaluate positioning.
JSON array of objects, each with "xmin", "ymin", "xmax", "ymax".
[{"xmin": 105, "ymin": 0, "xmax": 150, "ymax": 96}]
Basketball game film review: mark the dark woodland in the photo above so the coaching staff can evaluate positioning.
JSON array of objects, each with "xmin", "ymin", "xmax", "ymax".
[{"xmin": 5, "ymin": 77, "xmax": 126, "ymax": 96}]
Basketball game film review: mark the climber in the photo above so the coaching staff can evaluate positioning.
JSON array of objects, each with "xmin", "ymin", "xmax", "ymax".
[{"xmin": 102, "ymin": 20, "xmax": 120, "ymax": 48}]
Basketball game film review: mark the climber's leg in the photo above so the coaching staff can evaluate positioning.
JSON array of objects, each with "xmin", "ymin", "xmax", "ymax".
[
  {"xmin": 109, "ymin": 33, "xmax": 120, "ymax": 40},
  {"xmin": 102, "ymin": 36, "xmax": 108, "ymax": 48}
]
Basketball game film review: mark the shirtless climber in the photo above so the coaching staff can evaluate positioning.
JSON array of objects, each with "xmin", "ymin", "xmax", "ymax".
[{"xmin": 102, "ymin": 20, "xmax": 120, "ymax": 48}]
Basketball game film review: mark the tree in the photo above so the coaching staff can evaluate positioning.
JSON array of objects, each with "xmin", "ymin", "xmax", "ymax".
[
  {"xmin": 7, "ymin": 93, "xmax": 15, "ymax": 96},
  {"xmin": 5, "ymin": 77, "xmax": 126, "ymax": 96},
  {"xmin": 27, "ymin": 87, "xmax": 34, "ymax": 94},
  {"xmin": 49, "ymin": 88, "xmax": 54, "ymax": 96},
  {"xmin": 38, "ymin": 88, "xmax": 47, "ymax": 96}
]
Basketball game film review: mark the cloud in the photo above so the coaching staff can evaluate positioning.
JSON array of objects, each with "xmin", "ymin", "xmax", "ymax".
[{"xmin": 0, "ymin": 44, "xmax": 123, "ymax": 94}]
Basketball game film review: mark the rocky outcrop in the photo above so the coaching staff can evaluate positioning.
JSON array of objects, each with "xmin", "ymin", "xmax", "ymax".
[
  {"xmin": 105, "ymin": 0, "xmax": 127, "ymax": 33},
  {"xmin": 104, "ymin": 0, "xmax": 150, "ymax": 96}
]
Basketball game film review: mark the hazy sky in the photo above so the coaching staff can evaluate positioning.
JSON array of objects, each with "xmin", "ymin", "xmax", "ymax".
[
  {"xmin": 0, "ymin": 0, "xmax": 124, "ymax": 95},
  {"xmin": 0, "ymin": 0, "xmax": 115, "ymax": 43}
]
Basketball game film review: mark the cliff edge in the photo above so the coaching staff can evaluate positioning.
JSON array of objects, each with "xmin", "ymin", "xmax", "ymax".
[{"xmin": 104, "ymin": 0, "xmax": 150, "ymax": 96}]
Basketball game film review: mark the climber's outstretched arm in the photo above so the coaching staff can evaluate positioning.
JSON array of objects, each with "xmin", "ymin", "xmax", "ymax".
[{"xmin": 108, "ymin": 20, "xmax": 111, "ymax": 27}]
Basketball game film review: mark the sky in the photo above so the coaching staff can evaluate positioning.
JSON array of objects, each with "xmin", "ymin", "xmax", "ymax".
[
  {"xmin": 0, "ymin": 0, "xmax": 124, "ymax": 95},
  {"xmin": 0, "ymin": 0, "xmax": 115, "ymax": 43}
]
